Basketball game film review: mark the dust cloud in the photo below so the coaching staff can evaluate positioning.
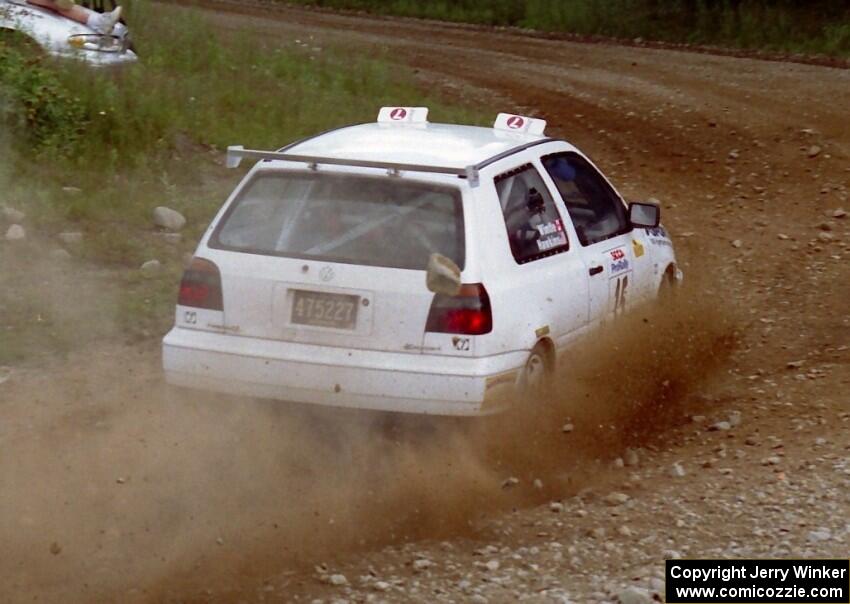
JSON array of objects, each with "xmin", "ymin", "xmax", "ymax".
[{"xmin": 0, "ymin": 270, "xmax": 737, "ymax": 604}]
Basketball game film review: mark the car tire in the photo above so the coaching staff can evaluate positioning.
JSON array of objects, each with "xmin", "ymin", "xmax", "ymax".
[{"xmin": 520, "ymin": 343, "xmax": 553, "ymax": 401}]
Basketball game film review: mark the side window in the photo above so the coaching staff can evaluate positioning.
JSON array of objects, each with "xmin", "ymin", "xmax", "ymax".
[
  {"xmin": 494, "ymin": 164, "xmax": 569, "ymax": 265},
  {"xmin": 541, "ymin": 153, "xmax": 629, "ymax": 246}
]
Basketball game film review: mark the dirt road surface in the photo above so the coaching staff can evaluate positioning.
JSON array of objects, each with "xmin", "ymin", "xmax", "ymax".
[{"xmin": 1, "ymin": 4, "xmax": 848, "ymax": 603}]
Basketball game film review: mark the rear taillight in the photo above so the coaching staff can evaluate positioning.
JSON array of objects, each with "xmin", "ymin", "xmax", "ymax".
[
  {"xmin": 425, "ymin": 283, "xmax": 492, "ymax": 335},
  {"xmin": 178, "ymin": 257, "xmax": 223, "ymax": 311}
]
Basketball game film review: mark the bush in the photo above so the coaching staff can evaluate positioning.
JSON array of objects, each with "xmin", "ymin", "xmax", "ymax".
[
  {"xmin": 282, "ymin": 0, "xmax": 850, "ymax": 57},
  {"xmin": 0, "ymin": 40, "xmax": 87, "ymax": 156},
  {"xmin": 822, "ymin": 22, "xmax": 850, "ymax": 55},
  {"xmin": 0, "ymin": 1, "xmax": 484, "ymax": 251},
  {"xmin": 1, "ymin": 1, "xmax": 482, "ymax": 169}
]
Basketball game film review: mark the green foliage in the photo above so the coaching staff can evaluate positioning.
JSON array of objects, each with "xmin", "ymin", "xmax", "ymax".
[
  {"xmin": 0, "ymin": 2, "xmax": 487, "ymax": 361},
  {"xmin": 283, "ymin": 0, "xmax": 850, "ymax": 57},
  {"xmin": 821, "ymin": 22, "xmax": 850, "ymax": 55},
  {"xmin": 1, "ymin": 1, "xmax": 482, "ymax": 168},
  {"xmin": 290, "ymin": 0, "xmax": 526, "ymax": 24},
  {"xmin": 0, "ymin": 1, "xmax": 483, "ymax": 237},
  {"xmin": 0, "ymin": 39, "xmax": 87, "ymax": 156}
]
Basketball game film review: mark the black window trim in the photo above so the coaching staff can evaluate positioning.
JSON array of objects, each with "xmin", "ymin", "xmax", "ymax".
[
  {"xmin": 540, "ymin": 151, "xmax": 632, "ymax": 247},
  {"xmin": 494, "ymin": 162, "xmax": 571, "ymax": 266},
  {"xmin": 474, "ymin": 138, "xmax": 555, "ymax": 171}
]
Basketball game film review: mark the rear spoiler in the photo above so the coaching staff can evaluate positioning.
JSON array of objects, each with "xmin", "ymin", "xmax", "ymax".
[{"xmin": 226, "ymin": 146, "xmax": 481, "ymax": 187}]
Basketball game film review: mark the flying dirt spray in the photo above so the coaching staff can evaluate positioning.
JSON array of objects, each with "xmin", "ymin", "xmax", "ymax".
[{"xmin": 0, "ymin": 274, "xmax": 736, "ymax": 604}]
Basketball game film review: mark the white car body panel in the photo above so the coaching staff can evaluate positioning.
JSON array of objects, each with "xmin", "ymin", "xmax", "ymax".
[
  {"xmin": 163, "ymin": 327, "xmax": 528, "ymax": 416},
  {"xmin": 0, "ymin": 0, "xmax": 137, "ymax": 65},
  {"xmin": 198, "ymin": 163, "xmax": 473, "ymax": 356},
  {"xmin": 163, "ymin": 113, "xmax": 681, "ymax": 416},
  {"xmin": 464, "ymin": 149, "xmax": 591, "ymax": 355}
]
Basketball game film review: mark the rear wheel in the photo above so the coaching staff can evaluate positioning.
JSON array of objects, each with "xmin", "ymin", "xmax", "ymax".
[{"xmin": 520, "ymin": 343, "xmax": 554, "ymax": 401}]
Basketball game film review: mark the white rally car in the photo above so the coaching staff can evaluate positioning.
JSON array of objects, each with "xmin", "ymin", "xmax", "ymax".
[
  {"xmin": 0, "ymin": 0, "xmax": 136, "ymax": 65},
  {"xmin": 163, "ymin": 108, "xmax": 682, "ymax": 416}
]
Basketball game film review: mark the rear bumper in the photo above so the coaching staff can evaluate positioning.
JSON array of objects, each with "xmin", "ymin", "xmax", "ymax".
[{"xmin": 162, "ymin": 327, "xmax": 526, "ymax": 416}]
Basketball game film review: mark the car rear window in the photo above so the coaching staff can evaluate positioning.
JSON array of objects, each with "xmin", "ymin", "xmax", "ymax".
[{"xmin": 210, "ymin": 171, "xmax": 465, "ymax": 271}]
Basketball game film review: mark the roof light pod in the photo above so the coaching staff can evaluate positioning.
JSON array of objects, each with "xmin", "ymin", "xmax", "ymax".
[
  {"xmin": 377, "ymin": 107, "xmax": 429, "ymax": 124},
  {"xmin": 493, "ymin": 113, "xmax": 547, "ymax": 135}
]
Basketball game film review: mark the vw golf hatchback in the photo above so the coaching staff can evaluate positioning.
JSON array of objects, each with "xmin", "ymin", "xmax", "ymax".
[{"xmin": 163, "ymin": 108, "xmax": 681, "ymax": 415}]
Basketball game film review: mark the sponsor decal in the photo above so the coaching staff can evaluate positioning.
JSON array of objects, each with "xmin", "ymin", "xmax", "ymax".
[
  {"xmin": 645, "ymin": 226, "xmax": 668, "ymax": 238},
  {"xmin": 613, "ymin": 275, "xmax": 628, "ymax": 316},
  {"xmin": 537, "ymin": 231, "xmax": 567, "ymax": 251},
  {"xmin": 611, "ymin": 258, "xmax": 630, "ymax": 274},
  {"xmin": 389, "ymin": 107, "xmax": 408, "ymax": 120},
  {"xmin": 206, "ymin": 323, "xmax": 240, "ymax": 333},
  {"xmin": 632, "ymin": 238, "xmax": 645, "ymax": 258},
  {"xmin": 451, "ymin": 336, "xmax": 471, "ymax": 351},
  {"xmin": 404, "ymin": 343, "xmax": 441, "ymax": 352},
  {"xmin": 535, "ymin": 220, "xmax": 564, "ymax": 237},
  {"xmin": 610, "ymin": 248, "xmax": 626, "ymax": 261},
  {"xmin": 485, "ymin": 371, "xmax": 519, "ymax": 390},
  {"xmin": 506, "ymin": 115, "xmax": 525, "ymax": 129},
  {"xmin": 645, "ymin": 226, "xmax": 672, "ymax": 248}
]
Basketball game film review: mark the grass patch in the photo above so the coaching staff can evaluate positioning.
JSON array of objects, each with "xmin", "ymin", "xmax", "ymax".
[
  {"xmin": 0, "ymin": 0, "xmax": 486, "ymax": 362},
  {"xmin": 282, "ymin": 0, "xmax": 850, "ymax": 57},
  {"xmin": 1, "ymin": 0, "xmax": 483, "ymax": 231},
  {"xmin": 2, "ymin": 1, "xmax": 482, "ymax": 166}
]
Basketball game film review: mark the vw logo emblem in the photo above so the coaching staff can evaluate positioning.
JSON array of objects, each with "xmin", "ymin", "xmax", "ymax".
[{"xmin": 319, "ymin": 266, "xmax": 335, "ymax": 282}]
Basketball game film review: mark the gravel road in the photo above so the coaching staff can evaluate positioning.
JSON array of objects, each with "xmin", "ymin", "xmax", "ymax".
[{"xmin": 0, "ymin": 4, "xmax": 847, "ymax": 603}]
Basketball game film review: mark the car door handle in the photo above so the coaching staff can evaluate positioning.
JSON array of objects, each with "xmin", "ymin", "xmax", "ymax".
[{"xmin": 589, "ymin": 265, "xmax": 604, "ymax": 276}]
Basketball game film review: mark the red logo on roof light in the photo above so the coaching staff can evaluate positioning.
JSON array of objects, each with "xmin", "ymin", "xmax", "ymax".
[
  {"xmin": 390, "ymin": 107, "xmax": 408, "ymax": 120},
  {"xmin": 506, "ymin": 115, "xmax": 525, "ymax": 129}
]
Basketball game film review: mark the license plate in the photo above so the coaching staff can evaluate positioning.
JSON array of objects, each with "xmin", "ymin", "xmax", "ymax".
[{"xmin": 291, "ymin": 290, "xmax": 359, "ymax": 329}]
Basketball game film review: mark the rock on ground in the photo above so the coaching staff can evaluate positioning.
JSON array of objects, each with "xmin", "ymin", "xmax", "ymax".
[
  {"xmin": 328, "ymin": 574, "xmax": 348, "ymax": 586},
  {"xmin": 4, "ymin": 224, "xmax": 25, "ymax": 241},
  {"xmin": 2, "ymin": 206, "xmax": 25, "ymax": 223},
  {"xmin": 618, "ymin": 586, "xmax": 653, "ymax": 604},
  {"xmin": 153, "ymin": 206, "xmax": 186, "ymax": 231},
  {"xmin": 58, "ymin": 232, "xmax": 83, "ymax": 245},
  {"xmin": 140, "ymin": 259, "xmax": 161, "ymax": 273},
  {"xmin": 605, "ymin": 492, "xmax": 631, "ymax": 506}
]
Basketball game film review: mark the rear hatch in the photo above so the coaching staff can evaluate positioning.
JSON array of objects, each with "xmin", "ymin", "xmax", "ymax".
[{"xmin": 205, "ymin": 168, "xmax": 466, "ymax": 353}]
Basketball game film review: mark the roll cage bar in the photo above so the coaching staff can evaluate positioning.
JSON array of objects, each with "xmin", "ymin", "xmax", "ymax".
[{"xmin": 225, "ymin": 139, "xmax": 554, "ymax": 189}]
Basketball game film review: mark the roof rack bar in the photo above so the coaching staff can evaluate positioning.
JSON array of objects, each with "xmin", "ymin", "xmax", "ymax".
[{"xmin": 226, "ymin": 146, "xmax": 471, "ymax": 179}]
